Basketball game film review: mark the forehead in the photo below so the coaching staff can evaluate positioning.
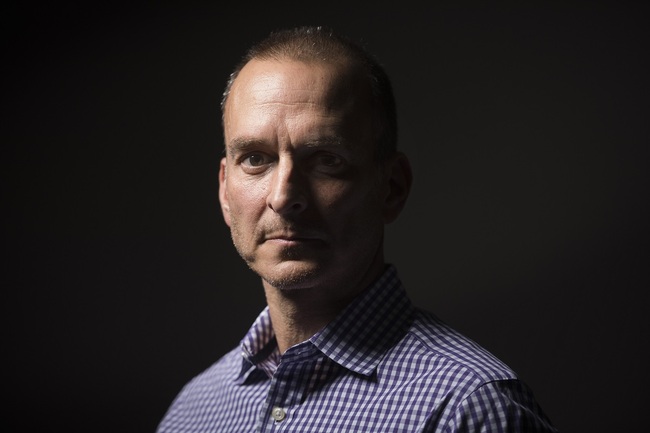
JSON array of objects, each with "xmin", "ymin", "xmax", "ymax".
[
  {"xmin": 225, "ymin": 58, "xmax": 371, "ymax": 116},
  {"xmin": 223, "ymin": 58, "xmax": 375, "ymax": 146}
]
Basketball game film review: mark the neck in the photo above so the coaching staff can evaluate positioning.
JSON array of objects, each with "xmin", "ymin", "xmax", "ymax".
[
  {"xmin": 262, "ymin": 262, "xmax": 385, "ymax": 354},
  {"xmin": 263, "ymin": 288, "xmax": 346, "ymax": 354}
]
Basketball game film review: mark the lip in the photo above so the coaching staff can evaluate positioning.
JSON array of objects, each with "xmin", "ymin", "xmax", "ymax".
[
  {"xmin": 266, "ymin": 238, "xmax": 321, "ymax": 247},
  {"xmin": 266, "ymin": 235, "xmax": 321, "ymax": 243},
  {"xmin": 263, "ymin": 231, "xmax": 324, "ymax": 244}
]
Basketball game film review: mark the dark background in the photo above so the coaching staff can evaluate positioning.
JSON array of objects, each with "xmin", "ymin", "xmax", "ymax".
[{"xmin": 3, "ymin": 2, "xmax": 648, "ymax": 432}]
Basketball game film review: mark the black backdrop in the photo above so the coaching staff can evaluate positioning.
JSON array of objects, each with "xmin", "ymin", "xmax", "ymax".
[{"xmin": 3, "ymin": 2, "xmax": 648, "ymax": 432}]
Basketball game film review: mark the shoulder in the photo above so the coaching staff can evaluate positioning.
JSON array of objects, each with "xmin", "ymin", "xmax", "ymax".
[
  {"xmin": 385, "ymin": 310, "xmax": 558, "ymax": 432},
  {"xmin": 183, "ymin": 346, "xmax": 241, "ymax": 392},
  {"xmin": 440, "ymin": 379, "xmax": 559, "ymax": 432},
  {"xmin": 373, "ymin": 308, "xmax": 518, "ymax": 414},
  {"xmin": 395, "ymin": 308, "xmax": 518, "ymax": 383},
  {"xmin": 162, "ymin": 347, "xmax": 242, "ymax": 414}
]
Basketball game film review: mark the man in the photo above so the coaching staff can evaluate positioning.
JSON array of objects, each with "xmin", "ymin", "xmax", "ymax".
[{"xmin": 157, "ymin": 26, "xmax": 558, "ymax": 432}]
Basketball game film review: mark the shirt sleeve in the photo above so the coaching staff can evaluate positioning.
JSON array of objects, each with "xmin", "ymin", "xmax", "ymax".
[{"xmin": 434, "ymin": 379, "xmax": 559, "ymax": 433}]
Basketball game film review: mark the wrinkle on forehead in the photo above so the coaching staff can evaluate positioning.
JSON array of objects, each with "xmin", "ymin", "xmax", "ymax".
[
  {"xmin": 223, "ymin": 58, "xmax": 376, "ymax": 158},
  {"xmin": 225, "ymin": 58, "xmax": 372, "ymax": 118}
]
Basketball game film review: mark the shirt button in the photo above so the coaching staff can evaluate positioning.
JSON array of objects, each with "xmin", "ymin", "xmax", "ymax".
[{"xmin": 271, "ymin": 407, "xmax": 286, "ymax": 422}]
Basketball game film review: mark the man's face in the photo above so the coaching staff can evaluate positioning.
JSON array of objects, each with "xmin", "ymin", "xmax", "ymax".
[{"xmin": 220, "ymin": 58, "xmax": 391, "ymax": 293}]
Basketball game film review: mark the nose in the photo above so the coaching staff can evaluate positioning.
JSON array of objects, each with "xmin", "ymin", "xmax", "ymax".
[{"xmin": 266, "ymin": 157, "xmax": 308, "ymax": 215}]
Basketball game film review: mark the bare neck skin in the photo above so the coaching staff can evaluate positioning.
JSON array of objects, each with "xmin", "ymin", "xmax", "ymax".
[{"xmin": 263, "ymin": 258, "xmax": 385, "ymax": 354}]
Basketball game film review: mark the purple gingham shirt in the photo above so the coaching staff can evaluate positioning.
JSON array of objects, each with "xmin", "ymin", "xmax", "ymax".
[{"xmin": 157, "ymin": 265, "xmax": 558, "ymax": 432}]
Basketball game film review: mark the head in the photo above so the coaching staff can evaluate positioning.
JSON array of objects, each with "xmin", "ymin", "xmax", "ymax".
[
  {"xmin": 222, "ymin": 26, "xmax": 398, "ymax": 163},
  {"xmin": 219, "ymin": 26, "xmax": 411, "ymax": 295}
]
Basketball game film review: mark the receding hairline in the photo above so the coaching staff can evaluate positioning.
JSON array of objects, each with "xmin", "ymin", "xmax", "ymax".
[
  {"xmin": 223, "ymin": 55, "xmax": 369, "ymax": 109},
  {"xmin": 220, "ymin": 26, "xmax": 399, "ymax": 161},
  {"xmin": 221, "ymin": 34, "xmax": 371, "ymax": 111}
]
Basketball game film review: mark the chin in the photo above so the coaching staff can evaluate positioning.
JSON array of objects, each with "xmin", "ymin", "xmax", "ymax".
[{"xmin": 257, "ymin": 261, "xmax": 324, "ymax": 291}]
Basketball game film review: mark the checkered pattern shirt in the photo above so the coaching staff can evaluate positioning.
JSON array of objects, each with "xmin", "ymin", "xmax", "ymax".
[{"xmin": 157, "ymin": 265, "xmax": 558, "ymax": 432}]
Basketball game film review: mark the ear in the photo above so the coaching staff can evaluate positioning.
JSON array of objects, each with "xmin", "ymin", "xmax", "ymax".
[
  {"xmin": 382, "ymin": 152, "xmax": 412, "ymax": 223},
  {"xmin": 218, "ymin": 157, "xmax": 232, "ymax": 227}
]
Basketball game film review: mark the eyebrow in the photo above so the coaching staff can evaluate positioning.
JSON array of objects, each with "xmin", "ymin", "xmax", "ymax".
[
  {"xmin": 303, "ymin": 136, "xmax": 350, "ymax": 149},
  {"xmin": 227, "ymin": 136, "xmax": 351, "ymax": 152},
  {"xmin": 227, "ymin": 137, "xmax": 266, "ymax": 153}
]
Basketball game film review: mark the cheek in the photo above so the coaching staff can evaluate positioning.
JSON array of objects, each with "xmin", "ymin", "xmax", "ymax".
[
  {"xmin": 317, "ymin": 178, "xmax": 383, "ymax": 220},
  {"xmin": 311, "ymin": 180, "xmax": 352, "ymax": 212},
  {"xmin": 227, "ymin": 179, "xmax": 267, "ymax": 221}
]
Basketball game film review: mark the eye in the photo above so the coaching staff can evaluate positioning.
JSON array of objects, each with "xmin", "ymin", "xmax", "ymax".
[
  {"xmin": 317, "ymin": 153, "xmax": 343, "ymax": 167},
  {"xmin": 312, "ymin": 152, "xmax": 348, "ymax": 175},
  {"xmin": 242, "ymin": 152, "xmax": 272, "ymax": 168}
]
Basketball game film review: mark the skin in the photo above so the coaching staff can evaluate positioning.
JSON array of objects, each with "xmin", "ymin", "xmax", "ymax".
[{"xmin": 219, "ymin": 57, "xmax": 411, "ymax": 353}]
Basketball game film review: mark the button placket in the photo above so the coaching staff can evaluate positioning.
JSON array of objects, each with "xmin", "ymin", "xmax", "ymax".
[
  {"xmin": 262, "ymin": 342, "xmax": 319, "ymax": 430},
  {"xmin": 271, "ymin": 406, "xmax": 286, "ymax": 422}
]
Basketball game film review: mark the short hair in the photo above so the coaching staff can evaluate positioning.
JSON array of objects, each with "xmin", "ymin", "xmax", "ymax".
[{"xmin": 221, "ymin": 26, "xmax": 398, "ymax": 161}]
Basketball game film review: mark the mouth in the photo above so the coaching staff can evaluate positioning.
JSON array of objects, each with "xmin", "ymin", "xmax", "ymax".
[{"xmin": 263, "ymin": 230, "xmax": 325, "ymax": 246}]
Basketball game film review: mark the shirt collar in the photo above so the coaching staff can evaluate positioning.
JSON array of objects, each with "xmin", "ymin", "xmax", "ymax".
[
  {"xmin": 310, "ymin": 265, "xmax": 414, "ymax": 376},
  {"xmin": 237, "ymin": 265, "xmax": 414, "ymax": 381}
]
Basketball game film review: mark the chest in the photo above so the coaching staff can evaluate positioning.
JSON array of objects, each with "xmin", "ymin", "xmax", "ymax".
[{"xmin": 200, "ymin": 356, "xmax": 454, "ymax": 433}]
